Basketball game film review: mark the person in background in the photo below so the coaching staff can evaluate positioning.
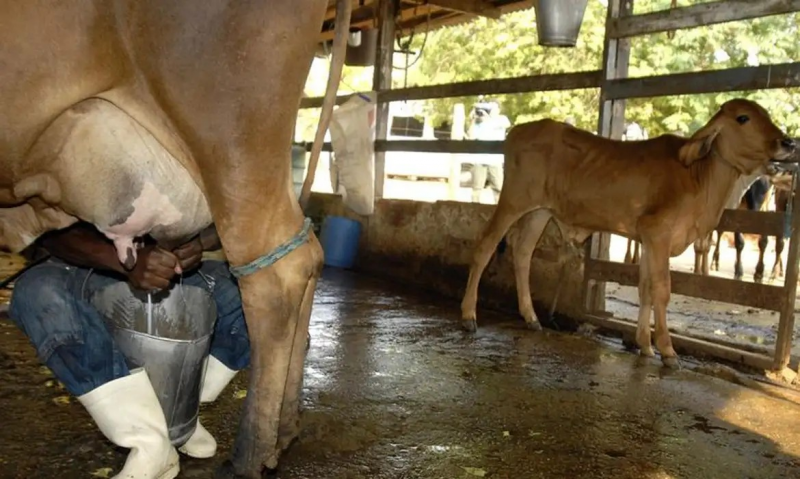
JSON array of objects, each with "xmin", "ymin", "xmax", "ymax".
[{"xmin": 468, "ymin": 101, "xmax": 512, "ymax": 203}]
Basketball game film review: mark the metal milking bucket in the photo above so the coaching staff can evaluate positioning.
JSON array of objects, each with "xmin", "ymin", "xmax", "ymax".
[
  {"xmin": 533, "ymin": 0, "xmax": 590, "ymax": 47},
  {"xmin": 92, "ymin": 281, "xmax": 218, "ymax": 447}
]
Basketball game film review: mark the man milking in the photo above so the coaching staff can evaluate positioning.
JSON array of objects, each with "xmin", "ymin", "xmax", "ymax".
[{"xmin": 7, "ymin": 221, "xmax": 250, "ymax": 478}]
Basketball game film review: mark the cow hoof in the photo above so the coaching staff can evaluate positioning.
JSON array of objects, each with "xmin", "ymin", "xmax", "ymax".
[
  {"xmin": 526, "ymin": 320, "xmax": 542, "ymax": 331},
  {"xmin": 754, "ymin": 275, "xmax": 763, "ymax": 284},
  {"xmin": 215, "ymin": 461, "xmax": 278, "ymax": 479},
  {"xmin": 462, "ymin": 319, "xmax": 478, "ymax": 332},
  {"xmin": 662, "ymin": 356, "xmax": 681, "ymax": 369}
]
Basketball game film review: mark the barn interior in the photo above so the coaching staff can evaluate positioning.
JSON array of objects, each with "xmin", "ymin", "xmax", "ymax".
[{"xmin": 3, "ymin": 1, "xmax": 800, "ymax": 478}]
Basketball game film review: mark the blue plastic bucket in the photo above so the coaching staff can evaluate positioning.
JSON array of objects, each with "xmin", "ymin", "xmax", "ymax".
[{"xmin": 320, "ymin": 216, "xmax": 362, "ymax": 269}]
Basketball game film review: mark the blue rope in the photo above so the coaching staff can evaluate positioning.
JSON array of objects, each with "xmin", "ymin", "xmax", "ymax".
[{"xmin": 229, "ymin": 217, "xmax": 314, "ymax": 279}]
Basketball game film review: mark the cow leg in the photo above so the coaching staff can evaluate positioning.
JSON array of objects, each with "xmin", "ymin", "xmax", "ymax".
[
  {"xmin": 624, "ymin": 239, "xmax": 634, "ymax": 264},
  {"xmin": 633, "ymin": 241, "xmax": 640, "ymax": 264},
  {"xmin": 277, "ymin": 251, "xmax": 321, "ymax": 452},
  {"xmin": 754, "ymin": 235, "xmax": 768, "ymax": 283},
  {"xmin": 120, "ymin": 4, "xmax": 332, "ymax": 476},
  {"xmin": 461, "ymin": 204, "xmax": 530, "ymax": 331},
  {"xmin": 511, "ymin": 210, "xmax": 551, "ymax": 331},
  {"xmin": 693, "ymin": 235, "xmax": 711, "ymax": 275},
  {"xmin": 711, "ymin": 229, "xmax": 722, "ymax": 271},
  {"xmin": 635, "ymin": 247, "xmax": 654, "ymax": 357},
  {"xmin": 734, "ymin": 232, "xmax": 745, "ymax": 280},
  {"xmin": 771, "ymin": 234, "xmax": 785, "ymax": 281}
]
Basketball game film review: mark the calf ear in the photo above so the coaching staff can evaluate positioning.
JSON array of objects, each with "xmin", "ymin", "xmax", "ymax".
[{"xmin": 679, "ymin": 128, "xmax": 720, "ymax": 166}]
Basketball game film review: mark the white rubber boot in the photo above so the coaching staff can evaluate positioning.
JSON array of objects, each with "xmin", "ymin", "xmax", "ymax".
[
  {"xmin": 78, "ymin": 368, "xmax": 179, "ymax": 479},
  {"xmin": 199, "ymin": 355, "xmax": 239, "ymax": 403},
  {"xmin": 178, "ymin": 420, "xmax": 217, "ymax": 459},
  {"xmin": 178, "ymin": 356, "xmax": 239, "ymax": 459}
]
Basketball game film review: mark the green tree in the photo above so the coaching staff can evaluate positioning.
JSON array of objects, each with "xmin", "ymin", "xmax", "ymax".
[{"xmin": 402, "ymin": 0, "xmax": 800, "ymax": 137}]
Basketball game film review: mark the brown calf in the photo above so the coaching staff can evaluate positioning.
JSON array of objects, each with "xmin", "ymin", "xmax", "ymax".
[{"xmin": 460, "ymin": 99, "xmax": 795, "ymax": 368}]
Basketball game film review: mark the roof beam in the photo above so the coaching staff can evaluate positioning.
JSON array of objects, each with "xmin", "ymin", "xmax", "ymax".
[{"xmin": 422, "ymin": 0, "xmax": 502, "ymax": 19}]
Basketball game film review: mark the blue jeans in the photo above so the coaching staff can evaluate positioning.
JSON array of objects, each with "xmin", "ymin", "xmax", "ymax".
[{"xmin": 8, "ymin": 258, "xmax": 250, "ymax": 396}]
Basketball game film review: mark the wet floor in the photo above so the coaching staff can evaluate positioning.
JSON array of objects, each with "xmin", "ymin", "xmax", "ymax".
[{"xmin": 2, "ymin": 268, "xmax": 800, "ymax": 478}]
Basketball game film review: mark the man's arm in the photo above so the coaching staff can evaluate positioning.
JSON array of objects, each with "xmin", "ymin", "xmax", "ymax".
[
  {"xmin": 198, "ymin": 224, "xmax": 222, "ymax": 251},
  {"xmin": 40, "ymin": 222, "xmax": 181, "ymax": 291},
  {"xmin": 39, "ymin": 223, "xmax": 130, "ymax": 274}
]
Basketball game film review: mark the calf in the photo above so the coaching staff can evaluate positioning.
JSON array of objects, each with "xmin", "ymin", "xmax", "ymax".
[{"xmin": 460, "ymin": 99, "xmax": 795, "ymax": 368}]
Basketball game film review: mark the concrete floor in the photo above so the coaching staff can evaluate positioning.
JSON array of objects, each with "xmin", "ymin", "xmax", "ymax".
[{"xmin": 1, "ymin": 269, "xmax": 800, "ymax": 478}]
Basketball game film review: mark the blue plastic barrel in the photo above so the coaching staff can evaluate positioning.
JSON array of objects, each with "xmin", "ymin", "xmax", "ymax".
[{"xmin": 320, "ymin": 216, "xmax": 362, "ymax": 269}]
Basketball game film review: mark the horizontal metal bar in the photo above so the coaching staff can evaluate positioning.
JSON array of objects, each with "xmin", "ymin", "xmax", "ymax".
[
  {"xmin": 375, "ymin": 139, "xmax": 503, "ymax": 154},
  {"xmin": 610, "ymin": 0, "xmax": 800, "ymax": 39},
  {"xmin": 604, "ymin": 62, "xmax": 800, "ymax": 100},
  {"xmin": 585, "ymin": 258, "xmax": 784, "ymax": 311},
  {"xmin": 300, "ymin": 70, "xmax": 602, "ymax": 109},
  {"xmin": 378, "ymin": 70, "xmax": 602, "ymax": 103}
]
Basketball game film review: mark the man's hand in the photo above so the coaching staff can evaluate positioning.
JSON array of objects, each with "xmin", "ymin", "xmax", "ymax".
[
  {"xmin": 127, "ymin": 246, "xmax": 180, "ymax": 291},
  {"xmin": 172, "ymin": 238, "xmax": 204, "ymax": 274}
]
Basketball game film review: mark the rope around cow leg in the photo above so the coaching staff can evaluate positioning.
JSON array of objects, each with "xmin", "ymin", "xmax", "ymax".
[{"xmin": 229, "ymin": 217, "xmax": 314, "ymax": 279}]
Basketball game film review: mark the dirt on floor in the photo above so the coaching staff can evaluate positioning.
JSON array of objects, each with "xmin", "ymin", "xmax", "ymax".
[{"xmin": 1, "ymin": 268, "xmax": 800, "ymax": 479}]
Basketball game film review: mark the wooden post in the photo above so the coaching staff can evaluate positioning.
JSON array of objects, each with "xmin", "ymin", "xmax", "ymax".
[
  {"xmin": 372, "ymin": 0, "xmax": 397, "ymax": 200},
  {"xmin": 584, "ymin": 0, "xmax": 633, "ymax": 314},
  {"xmin": 448, "ymin": 103, "xmax": 466, "ymax": 200},
  {"xmin": 774, "ymin": 176, "xmax": 800, "ymax": 372}
]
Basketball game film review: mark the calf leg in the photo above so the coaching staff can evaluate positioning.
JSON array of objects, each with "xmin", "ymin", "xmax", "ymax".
[
  {"xmin": 635, "ymin": 248, "xmax": 654, "ymax": 357},
  {"xmin": 645, "ymin": 242, "xmax": 678, "ymax": 368},
  {"xmin": 734, "ymin": 232, "xmax": 745, "ymax": 280},
  {"xmin": 754, "ymin": 235, "xmax": 768, "ymax": 283},
  {"xmin": 461, "ymin": 202, "xmax": 530, "ymax": 331},
  {"xmin": 511, "ymin": 210, "xmax": 551, "ymax": 331}
]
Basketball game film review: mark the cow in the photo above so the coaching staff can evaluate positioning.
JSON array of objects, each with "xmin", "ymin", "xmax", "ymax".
[
  {"xmin": 700, "ymin": 171, "xmax": 793, "ymax": 283},
  {"xmin": 459, "ymin": 99, "xmax": 796, "ymax": 368},
  {"xmin": 693, "ymin": 172, "xmax": 767, "ymax": 278},
  {"xmin": 0, "ymin": 0, "xmax": 351, "ymax": 477}
]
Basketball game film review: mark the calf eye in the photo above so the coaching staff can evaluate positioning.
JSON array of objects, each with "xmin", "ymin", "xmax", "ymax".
[{"xmin": 736, "ymin": 115, "xmax": 750, "ymax": 124}]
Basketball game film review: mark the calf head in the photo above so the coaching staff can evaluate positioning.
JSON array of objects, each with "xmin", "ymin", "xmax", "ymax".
[{"xmin": 679, "ymin": 99, "xmax": 795, "ymax": 172}]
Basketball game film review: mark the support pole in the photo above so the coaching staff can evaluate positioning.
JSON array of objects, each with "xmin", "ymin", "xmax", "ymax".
[
  {"xmin": 774, "ymin": 175, "xmax": 800, "ymax": 372},
  {"xmin": 584, "ymin": 0, "xmax": 633, "ymax": 314},
  {"xmin": 449, "ymin": 103, "xmax": 466, "ymax": 200},
  {"xmin": 372, "ymin": 0, "xmax": 397, "ymax": 201}
]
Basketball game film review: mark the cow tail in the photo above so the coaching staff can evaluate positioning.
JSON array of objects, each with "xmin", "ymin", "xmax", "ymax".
[{"xmin": 299, "ymin": 0, "xmax": 352, "ymax": 211}]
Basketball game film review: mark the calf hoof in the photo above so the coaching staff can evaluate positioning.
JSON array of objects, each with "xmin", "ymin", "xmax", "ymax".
[
  {"xmin": 662, "ymin": 356, "xmax": 681, "ymax": 369},
  {"xmin": 754, "ymin": 274, "xmax": 763, "ymax": 284},
  {"xmin": 461, "ymin": 319, "xmax": 478, "ymax": 332},
  {"xmin": 525, "ymin": 319, "xmax": 542, "ymax": 331}
]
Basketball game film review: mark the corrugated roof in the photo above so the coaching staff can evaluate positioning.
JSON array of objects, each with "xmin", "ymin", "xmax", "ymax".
[{"xmin": 319, "ymin": 1, "xmax": 534, "ymax": 42}]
